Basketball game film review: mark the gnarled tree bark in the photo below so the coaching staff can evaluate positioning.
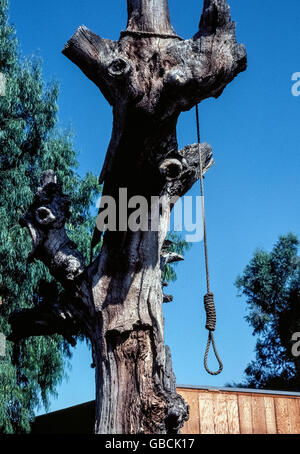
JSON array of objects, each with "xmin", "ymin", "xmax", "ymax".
[{"xmin": 11, "ymin": 0, "xmax": 246, "ymax": 434}]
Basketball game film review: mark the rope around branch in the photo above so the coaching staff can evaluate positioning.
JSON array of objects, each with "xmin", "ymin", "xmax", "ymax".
[
  {"xmin": 120, "ymin": 30, "xmax": 184, "ymax": 41},
  {"xmin": 196, "ymin": 104, "xmax": 223, "ymax": 376}
]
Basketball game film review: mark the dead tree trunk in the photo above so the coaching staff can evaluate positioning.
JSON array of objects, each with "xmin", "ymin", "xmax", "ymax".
[{"xmin": 11, "ymin": 0, "xmax": 246, "ymax": 434}]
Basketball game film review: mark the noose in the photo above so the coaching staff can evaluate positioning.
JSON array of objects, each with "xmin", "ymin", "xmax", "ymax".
[{"xmin": 196, "ymin": 104, "xmax": 223, "ymax": 376}]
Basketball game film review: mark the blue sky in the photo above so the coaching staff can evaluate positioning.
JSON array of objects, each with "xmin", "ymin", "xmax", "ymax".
[{"xmin": 8, "ymin": 0, "xmax": 300, "ymax": 413}]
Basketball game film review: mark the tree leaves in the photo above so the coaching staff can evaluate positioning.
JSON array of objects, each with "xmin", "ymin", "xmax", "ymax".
[
  {"xmin": 0, "ymin": 0, "xmax": 99, "ymax": 432},
  {"xmin": 236, "ymin": 233, "xmax": 300, "ymax": 391}
]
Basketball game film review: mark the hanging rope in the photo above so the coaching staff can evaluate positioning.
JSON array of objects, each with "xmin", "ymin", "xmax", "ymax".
[{"xmin": 196, "ymin": 104, "xmax": 223, "ymax": 376}]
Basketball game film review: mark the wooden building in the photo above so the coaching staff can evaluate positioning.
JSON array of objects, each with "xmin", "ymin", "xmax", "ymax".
[
  {"xmin": 178, "ymin": 385, "xmax": 300, "ymax": 434},
  {"xmin": 32, "ymin": 385, "xmax": 300, "ymax": 434}
]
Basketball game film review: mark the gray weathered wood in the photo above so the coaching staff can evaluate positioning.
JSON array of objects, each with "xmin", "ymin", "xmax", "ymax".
[
  {"xmin": 126, "ymin": 0, "xmax": 176, "ymax": 34},
  {"xmin": 13, "ymin": 0, "xmax": 247, "ymax": 434}
]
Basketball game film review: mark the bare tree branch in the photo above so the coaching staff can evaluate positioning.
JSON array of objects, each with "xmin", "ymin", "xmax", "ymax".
[{"xmin": 20, "ymin": 171, "xmax": 85, "ymax": 288}]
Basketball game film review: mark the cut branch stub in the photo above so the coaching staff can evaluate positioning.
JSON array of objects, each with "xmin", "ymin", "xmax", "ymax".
[
  {"xmin": 20, "ymin": 171, "xmax": 85, "ymax": 286},
  {"xmin": 62, "ymin": 26, "xmax": 117, "ymax": 105},
  {"xmin": 160, "ymin": 252, "xmax": 184, "ymax": 270},
  {"xmin": 163, "ymin": 294, "xmax": 173, "ymax": 304},
  {"xmin": 126, "ymin": 0, "xmax": 176, "ymax": 34},
  {"xmin": 8, "ymin": 279, "xmax": 82, "ymax": 345},
  {"xmin": 166, "ymin": 142, "xmax": 214, "ymax": 198},
  {"xmin": 198, "ymin": 0, "xmax": 231, "ymax": 34},
  {"xmin": 159, "ymin": 158, "xmax": 183, "ymax": 180},
  {"xmin": 8, "ymin": 306, "xmax": 78, "ymax": 345}
]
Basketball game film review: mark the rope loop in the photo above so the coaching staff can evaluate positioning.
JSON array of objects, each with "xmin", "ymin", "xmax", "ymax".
[{"xmin": 204, "ymin": 330, "xmax": 223, "ymax": 376}]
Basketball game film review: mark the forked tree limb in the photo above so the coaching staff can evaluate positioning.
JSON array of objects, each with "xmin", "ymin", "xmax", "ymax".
[{"xmin": 63, "ymin": 0, "xmax": 245, "ymax": 185}]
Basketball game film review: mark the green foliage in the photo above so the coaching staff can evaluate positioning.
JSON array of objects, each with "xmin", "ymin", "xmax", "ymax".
[
  {"xmin": 236, "ymin": 233, "xmax": 300, "ymax": 391},
  {"xmin": 0, "ymin": 0, "xmax": 99, "ymax": 433}
]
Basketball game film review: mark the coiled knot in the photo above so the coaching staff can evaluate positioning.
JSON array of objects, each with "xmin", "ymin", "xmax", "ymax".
[{"xmin": 204, "ymin": 292, "xmax": 216, "ymax": 332}]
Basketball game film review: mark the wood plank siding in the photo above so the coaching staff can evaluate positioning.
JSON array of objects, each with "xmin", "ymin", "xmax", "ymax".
[{"xmin": 178, "ymin": 386, "xmax": 300, "ymax": 435}]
